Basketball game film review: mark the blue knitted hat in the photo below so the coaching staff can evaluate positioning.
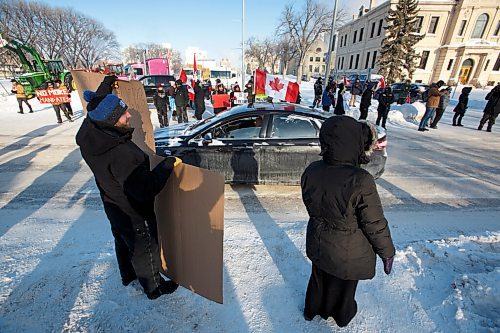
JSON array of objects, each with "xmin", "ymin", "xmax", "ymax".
[{"xmin": 84, "ymin": 90, "xmax": 128, "ymax": 126}]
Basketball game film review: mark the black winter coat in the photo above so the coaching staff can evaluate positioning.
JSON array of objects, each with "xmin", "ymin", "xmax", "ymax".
[
  {"xmin": 174, "ymin": 85, "xmax": 189, "ymax": 108},
  {"xmin": 453, "ymin": 93, "xmax": 469, "ymax": 114},
  {"xmin": 314, "ymin": 81, "xmax": 323, "ymax": 96},
  {"xmin": 360, "ymin": 89, "xmax": 373, "ymax": 109},
  {"xmin": 484, "ymin": 88, "xmax": 500, "ymax": 116},
  {"xmin": 76, "ymin": 118, "xmax": 175, "ymax": 230},
  {"xmin": 377, "ymin": 92, "xmax": 394, "ymax": 111},
  {"xmin": 351, "ymin": 82, "xmax": 362, "ymax": 95},
  {"xmin": 301, "ymin": 116, "xmax": 395, "ymax": 280},
  {"xmin": 153, "ymin": 91, "xmax": 168, "ymax": 110},
  {"xmin": 334, "ymin": 90, "xmax": 345, "ymax": 115},
  {"xmin": 194, "ymin": 84, "xmax": 206, "ymax": 112}
]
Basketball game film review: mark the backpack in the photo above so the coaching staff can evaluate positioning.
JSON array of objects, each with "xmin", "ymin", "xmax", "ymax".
[{"xmin": 421, "ymin": 89, "xmax": 429, "ymax": 102}]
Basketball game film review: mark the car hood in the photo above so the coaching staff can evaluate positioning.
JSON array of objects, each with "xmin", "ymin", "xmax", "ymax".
[{"xmin": 155, "ymin": 122, "xmax": 193, "ymax": 140}]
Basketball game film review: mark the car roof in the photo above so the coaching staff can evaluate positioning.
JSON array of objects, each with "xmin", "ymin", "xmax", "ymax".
[{"xmin": 220, "ymin": 102, "xmax": 331, "ymax": 118}]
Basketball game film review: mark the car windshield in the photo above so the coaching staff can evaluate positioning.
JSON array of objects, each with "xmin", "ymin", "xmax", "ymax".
[{"xmin": 185, "ymin": 105, "xmax": 250, "ymax": 133}]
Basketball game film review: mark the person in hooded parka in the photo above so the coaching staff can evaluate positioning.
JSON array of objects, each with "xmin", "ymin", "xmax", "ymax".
[{"xmin": 301, "ymin": 115, "xmax": 395, "ymax": 327}]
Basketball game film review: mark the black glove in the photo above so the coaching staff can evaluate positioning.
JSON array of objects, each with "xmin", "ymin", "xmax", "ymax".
[
  {"xmin": 95, "ymin": 75, "xmax": 118, "ymax": 96},
  {"xmin": 382, "ymin": 256, "xmax": 394, "ymax": 275}
]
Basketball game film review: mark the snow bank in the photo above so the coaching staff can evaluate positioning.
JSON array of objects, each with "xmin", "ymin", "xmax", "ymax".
[{"xmin": 390, "ymin": 102, "xmax": 426, "ymax": 121}]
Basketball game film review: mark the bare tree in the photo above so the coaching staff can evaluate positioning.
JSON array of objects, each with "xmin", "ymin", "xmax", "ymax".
[
  {"xmin": 245, "ymin": 37, "xmax": 274, "ymax": 72},
  {"xmin": 277, "ymin": 0, "xmax": 342, "ymax": 83},
  {"xmin": 0, "ymin": 0, "xmax": 120, "ymax": 70},
  {"xmin": 277, "ymin": 34, "xmax": 298, "ymax": 79}
]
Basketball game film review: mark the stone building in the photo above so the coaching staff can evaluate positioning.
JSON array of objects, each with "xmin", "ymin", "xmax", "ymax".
[{"xmin": 335, "ymin": 0, "xmax": 500, "ymax": 86}]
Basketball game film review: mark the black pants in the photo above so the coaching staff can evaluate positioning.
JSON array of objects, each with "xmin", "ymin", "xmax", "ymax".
[
  {"xmin": 109, "ymin": 217, "xmax": 162, "ymax": 294},
  {"xmin": 479, "ymin": 112, "xmax": 498, "ymax": 131},
  {"xmin": 453, "ymin": 111, "xmax": 464, "ymax": 126},
  {"xmin": 359, "ymin": 105, "xmax": 369, "ymax": 120},
  {"xmin": 176, "ymin": 106, "xmax": 188, "ymax": 123},
  {"xmin": 322, "ymin": 105, "xmax": 330, "ymax": 112},
  {"xmin": 312, "ymin": 95, "xmax": 321, "ymax": 108},
  {"xmin": 65, "ymin": 102, "xmax": 73, "ymax": 115},
  {"xmin": 376, "ymin": 107, "xmax": 389, "ymax": 128},
  {"xmin": 156, "ymin": 106, "xmax": 168, "ymax": 127},
  {"xmin": 17, "ymin": 98, "xmax": 32, "ymax": 113},
  {"xmin": 53, "ymin": 104, "xmax": 72, "ymax": 123},
  {"xmin": 304, "ymin": 264, "xmax": 358, "ymax": 327},
  {"xmin": 430, "ymin": 108, "xmax": 444, "ymax": 128}
]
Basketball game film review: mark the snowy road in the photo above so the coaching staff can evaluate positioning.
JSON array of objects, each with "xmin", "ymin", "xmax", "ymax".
[{"xmin": 0, "ymin": 91, "xmax": 499, "ymax": 332}]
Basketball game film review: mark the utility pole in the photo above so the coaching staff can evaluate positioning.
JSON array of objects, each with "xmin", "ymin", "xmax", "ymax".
[
  {"xmin": 324, "ymin": 0, "xmax": 339, "ymax": 84},
  {"xmin": 242, "ymin": 0, "xmax": 245, "ymax": 86}
]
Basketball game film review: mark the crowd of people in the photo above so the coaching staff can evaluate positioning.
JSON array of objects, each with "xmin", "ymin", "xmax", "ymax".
[{"xmin": 310, "ymin": 76, "xmax": 500, "ymax": 133}]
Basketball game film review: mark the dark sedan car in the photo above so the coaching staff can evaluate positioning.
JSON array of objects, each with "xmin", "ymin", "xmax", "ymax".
[
  {"xmin": 155, "ymin": 103, "xmax": 388, "ymax": 184},
  {"xmin": 138, "ymin": 75, "xmax": 175, "ymax": 103}
]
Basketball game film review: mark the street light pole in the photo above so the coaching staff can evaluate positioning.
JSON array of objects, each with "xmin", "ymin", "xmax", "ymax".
[
  {"xmin": 324, "ymin": 0, "xmax": 339, "ymax": 84},
  {"xmin": 242, "ymin": 0, "xmax": 245, "ymax": 86}
]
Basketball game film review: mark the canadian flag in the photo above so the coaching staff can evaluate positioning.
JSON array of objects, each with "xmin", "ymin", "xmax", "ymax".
[
  {"xmin": 254, "ymin": 69, "xmax": 299, "ymax": 103},
  {"xmin": 377, "ymin": 77, "xmax": 386, "ymax": 90},
  {"xmin": 186, "ymin": 82, "xmax": 195, "ymax": 101}
]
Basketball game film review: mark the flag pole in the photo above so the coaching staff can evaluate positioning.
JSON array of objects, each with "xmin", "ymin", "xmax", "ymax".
[
  {"xmin": 324, "ymin": 0, "xmax": 339, "ymax": 84},
  {"xmin": 242, "ymin": 0, "xmax": 245, "ymax": 87}
]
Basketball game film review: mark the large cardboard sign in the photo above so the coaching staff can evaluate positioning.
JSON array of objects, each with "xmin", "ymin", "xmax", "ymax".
[
  {"xmin": 212, "ymin": 94, "xmax": 230, "ymax": 108},
  {"xmin": 72, "ymin": 71, "xmax": 225, "ymax": 303},
  {"xmin": 155, "ymin": 164, "xmax": 224, "ymax": 303},
  {"xmin": 71, "ymin": 71, "xmax": 155, "ymax": 155},
  {"xmin": 35, "ymin": 88, "xmax": 71, "ymax": 104}
]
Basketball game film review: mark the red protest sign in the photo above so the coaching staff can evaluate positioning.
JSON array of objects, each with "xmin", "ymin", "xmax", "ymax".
[
  {"xmin": 212, "ymin": 94, "xmax": 230, "ymax": 108},
  {"xmin": 35, "ymin": 88, "xmax": 71, "ymax": 104}
]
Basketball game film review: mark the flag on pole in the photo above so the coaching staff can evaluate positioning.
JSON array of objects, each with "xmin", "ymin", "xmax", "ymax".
[
  {"xmin": 180, "ymin": 68, "xmax": 187, "ymax": 83},
  {"xmin": 254, "ymin": 69, "xmax": 299, "ymax": 103},
  {"xmin": 193, "ymin": 53, "xmax": 197, "ymax": 77}
]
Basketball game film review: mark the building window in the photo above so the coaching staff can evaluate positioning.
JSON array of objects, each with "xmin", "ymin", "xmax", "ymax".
[
  {"xmin": 484, "ymin": 59, "xmax": 490, "ymax": 71},
  {"xmin": 338, "ymin": 57, "xmax": 342, "ymax": 68},
  {"xmin": 494, "ymin": 21, "xmax": 500, "ymax": 36},
  {"xmin": 349, "ymin": 55, "xmax": 354, "ymax": 69},
  {"xmin": 359, "ymin": 28, "xmax": 364, "ymax": 42},
  {"xmin": 344, "ymin": 34, "xmax": 348, "ymax": 46},
  {"xmin": 316, "ymin": 47, "xmax": 322, "ymax": 52},
  {"xmin": 340, "ymin": 36, "xmax": 344, "ymax": 47},
  {"xmin": 458, "ymin": 20, "xmax": 467, "ymax": 36},
  {"xmin": 493, "ymin": 55, "xmax": 500, "ymax": 71},
  {"xmin": 377, "ymin": 19, "xmax": 383, "ymax": 36},
  {"xmin": 370, "ymin": 22, "xmax": 376, "ymax": 38},
  {"xmin": 419, "ymin": 51, "xmax": 430, "ymax": 69},
  {"xmin": 365, "ymin": 52, "xmax": 371, "ymax": 69},
  {"xmin": 428, "ymin": 17, "xmax": 439, "ymax": 34},
  {"xmin": 309, "ymin": 65, "xmax": 313, "ymax": 72},
  {"xmin": 415, "ymin": 16, "xmax": 424, "ymax": 33},
  {"xmin": 372, "ymin": 51, "xmax": 377, "ymax": 68},
  {"xmin": 322, "ymin": 65, "xmax": 325, "ymax": 71},
  {"xmin": 447, "ymin": 59, "xmax": 453, "ymax": 70},
  {"xmin": 353, "ymin": 30, "xmax": 357, "ymax": 43},
  {"xmin": 355, "ymin": 54, "xmax": 360, "ymax": 69},
  {"xmin": 314, "ymin": 66, "xmax": 320, "ymax": 73},
  {"xmin": 323, "ymin": 57, "xmax": 326, "ymax": 62},
  {"xmin": 341, "ymin": 57, "xmax": 345, "ymax": 69},
  {"xmin": 315, "ymin": 57, "xmax": 320, "ymax": 62},
  {"xmin": 471, "ymin": 14, "xmax": 489, "ymax": 38},
  {"xmin": 310, "ymin": 57, "xmax": 313, "ymax": 61}
]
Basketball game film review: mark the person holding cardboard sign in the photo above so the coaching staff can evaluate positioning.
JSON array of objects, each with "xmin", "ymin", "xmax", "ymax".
[{"xmin": 76, "ymin": 76, "xmax": 182, "ymax": 300}]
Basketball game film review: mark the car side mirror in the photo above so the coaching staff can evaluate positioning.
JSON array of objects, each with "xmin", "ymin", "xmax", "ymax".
[{"xmin": 203, "ymin": 133, "xmax": 212, "ymax": 145}]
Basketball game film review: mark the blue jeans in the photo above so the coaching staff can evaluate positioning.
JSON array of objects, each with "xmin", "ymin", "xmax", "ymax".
[{"xmin": 419, "ymin": 107, "xmax": 436, "ymax": 129}]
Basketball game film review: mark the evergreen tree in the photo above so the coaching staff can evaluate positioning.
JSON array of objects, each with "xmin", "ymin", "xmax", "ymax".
[{"xmin": 377, "ymin": 0, "xmax": 425, "ymax": 83}]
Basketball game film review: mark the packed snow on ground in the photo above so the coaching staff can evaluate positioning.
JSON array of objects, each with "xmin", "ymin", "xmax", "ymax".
[{"xmin": 0, "ymin": 78, "xmax": 499, "ymax": 332}]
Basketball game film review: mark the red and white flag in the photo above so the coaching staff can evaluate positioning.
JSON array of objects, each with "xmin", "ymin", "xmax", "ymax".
[
  {"xmin": 193, "ymin": 53, "xmax": 197, "ymax": 77},
  {"xmin": 377, "ymin": 77, "xmax": 386, "ymax": 90},
  {"xmin": 254, "ymin": 69, "xmax": 299, "ymax": 103},
  {"xmin": 179, "ymin": 68, "xmax": 187, "ymax": 83}
]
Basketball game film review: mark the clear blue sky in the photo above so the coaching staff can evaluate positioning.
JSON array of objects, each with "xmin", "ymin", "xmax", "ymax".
[{"xmin": 38, "ymin": 0, "xmax": 366, "ymax": 65}]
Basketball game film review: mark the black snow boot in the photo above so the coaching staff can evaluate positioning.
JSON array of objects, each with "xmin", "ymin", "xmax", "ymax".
[{"xmin": 146, "ymin": 280, "xmax": 179, "ymax": 300}]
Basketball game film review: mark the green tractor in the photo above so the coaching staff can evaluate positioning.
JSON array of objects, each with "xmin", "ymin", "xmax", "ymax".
[{"xmin": 0, "ymin": 32, "xmax": 74, "ymax": 97}]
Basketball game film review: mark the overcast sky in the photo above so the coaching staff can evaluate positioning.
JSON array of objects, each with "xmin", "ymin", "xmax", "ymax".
[{"xmin": 38, "ymin": 0, "xmax": 370, "ymax": 65}]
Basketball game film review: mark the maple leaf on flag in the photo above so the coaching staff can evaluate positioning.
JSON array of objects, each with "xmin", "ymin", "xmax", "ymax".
[{"xmin": 269, "ymin": 77, "xmax": 284, "ymax": 92}]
